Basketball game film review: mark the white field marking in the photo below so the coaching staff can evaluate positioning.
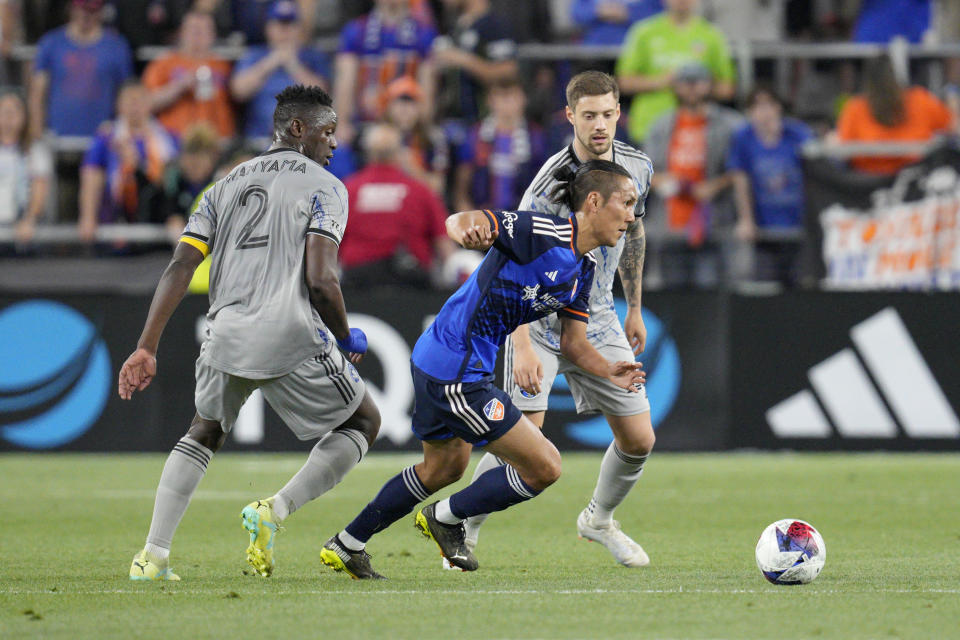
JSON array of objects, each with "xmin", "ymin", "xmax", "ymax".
[{"xmin": 2, "ymin": 588, "xmax": 958, "ymax": 596}]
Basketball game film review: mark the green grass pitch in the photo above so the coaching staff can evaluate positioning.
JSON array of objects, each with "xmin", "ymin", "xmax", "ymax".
[{"xmin": 1, "ymin": 451, "xmax": 958, "ymax": 639}]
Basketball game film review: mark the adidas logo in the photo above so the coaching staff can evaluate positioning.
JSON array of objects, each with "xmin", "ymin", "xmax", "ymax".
[
  {"xmin": 545, "ymin": 270, "xmax": 558, "ymax": 281},
  {"xmin": 766, "ymin": 307, "xmax": 960, "ymax": 439}
]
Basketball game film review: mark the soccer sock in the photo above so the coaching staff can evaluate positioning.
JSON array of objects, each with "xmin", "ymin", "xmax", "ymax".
[
  {"xmin": 586, "ymin": 443, "xmax": 649, "ymax": 525},
  {"xmin": 145, "ymin": 436, "xmax": 213, "ymax": 553},
  {"xmin": 447, "ymin": 464, "xmax": 540, "ymax": 520},
  {"xmin": 462, "ymin": 452, "xmax": 506, "ymax": 542},
  {"xmin": 341, "ymin": 465, "xmax": 431, "ymax": 549},
  {"xmin": 272, "ymin": 427, "xmax": 368, "ymax": 522}
]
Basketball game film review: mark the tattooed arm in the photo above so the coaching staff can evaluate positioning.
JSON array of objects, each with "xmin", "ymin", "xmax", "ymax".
[{"xmin": 618, "ymin": 217, "xmax": 647, "ymax": 354}]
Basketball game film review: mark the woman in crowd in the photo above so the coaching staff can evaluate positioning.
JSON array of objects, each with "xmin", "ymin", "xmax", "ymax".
[{"xmin": 0, "ymin": 89, "xmax": 52, "ymax": 247}]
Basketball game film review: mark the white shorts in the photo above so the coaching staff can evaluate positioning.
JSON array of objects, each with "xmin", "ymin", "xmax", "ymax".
[
  {"xmin": 504, "ymin": 332, "xmax": 650, "ymax": 417},
  {"xmin": 194, "ymin": 345, "xmax": 365, "ymax": 440}
]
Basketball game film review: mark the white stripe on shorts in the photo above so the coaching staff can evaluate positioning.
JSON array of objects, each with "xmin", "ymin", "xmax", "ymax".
[{"xmin": 443, "ymin": 384, "xmax": 488, "ymax": 436}]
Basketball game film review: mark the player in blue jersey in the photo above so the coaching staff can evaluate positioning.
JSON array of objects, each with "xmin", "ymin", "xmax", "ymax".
[{"xmin": 319, "ymin": 160, "xmax": 646, "ymax": 578}]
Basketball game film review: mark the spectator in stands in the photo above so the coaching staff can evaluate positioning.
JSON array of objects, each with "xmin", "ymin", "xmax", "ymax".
[
  {"xmin": 0, "ymin": 90, "xmax": 52, "ymax": 246},
  {"xmin": 29, "ymin": 0, "xmax": 133, "ymax": 139},
  {"xmin": 381, "ymin": 76, "xmax": 449, "ymax": 194},
  {"xmin": 231, "ymin": 1, "xmax": 330, "ymax": 140},
  {"xmin": 333, "ymin": 0, "xmax": 437, "ymax": 144},
  {"xmin": 453, "ymin": 75, "xmax": 548, "ymax": 212},
  {"xmin": 434, "ymin": 0, "xmax": 518, "ymax": 124},
  {"xmin": 77, "ymin": 81, "xmax": 178, "ymax": 242},
  {"xmin": 645, "ymin": 62, "xmax": 741, "ymax": 287},
  {"xmin": 158, "ymin": 122, "xmax": 220, "ymax": 240},
  {"xmin": 341, "ymin": 122, "xmax": 454, "ymax": 288},
  {"xmin": 836, "ymin": 55, "xmax": 955, "ymax": 175},
  {"xmin": 111, "ymin": 0, "xmax": 231, "ymax": 49},
  {"xmin": 852, "ymin": 0, "xmax": 931, "ymax": 44},
  {"xmin": 570, "ymin": 0, "xmax": 662, "ymax": 46},
  {"xmin": 143, "ymin": 10, "xmax": 235, "ymax": 141},
  {"xmin": 615, "ymin": 0, "xmax": 734, "ymax": 143},
  {"xmin": 232, "ymin": 0, "xmax": 317, "ymax": 45},
  {"xmin": 728, "ymin": 86, "xmax": 813, "ymax": 285}
]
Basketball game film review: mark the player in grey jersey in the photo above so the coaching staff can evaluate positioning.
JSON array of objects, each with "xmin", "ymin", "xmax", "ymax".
[
  {"xmin": 453, "ymin": 71, "xmax": 656, "ymax": 568},
  {"xmin": 119, "ymin": 85, "xmax": 381, "ymax": 581}
]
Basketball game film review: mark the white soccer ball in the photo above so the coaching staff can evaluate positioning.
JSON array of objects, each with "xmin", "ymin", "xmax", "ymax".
[{"xmin": 755, "ymin": 519, "xmax": 826, "ymax": 585}]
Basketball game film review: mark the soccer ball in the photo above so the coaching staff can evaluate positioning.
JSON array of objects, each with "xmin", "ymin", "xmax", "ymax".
[{"xmin": 755, "ymin": 519, "xmax": 826, "ymax": 585}]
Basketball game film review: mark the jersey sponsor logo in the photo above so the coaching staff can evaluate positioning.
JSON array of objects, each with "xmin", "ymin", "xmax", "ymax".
[
  {"xmin": 766, "ymin": 307, "xmax": 960, "ymax": 439},
  {"xmin": 0, "ymin": 300, "xmax": 111, "ymax": 449},
  {"xmin": 545, "ymin": 270, "xmax": 558, "ymax": 281},
  {"xmin": 483, "ymin": 398, "xmax": 505, "ymax": 421},
  {"xmin": 502, "ymin": 211, "xmax": 518, "ymax": 239}
]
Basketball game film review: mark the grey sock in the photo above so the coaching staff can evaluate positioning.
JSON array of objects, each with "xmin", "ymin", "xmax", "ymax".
[
  {"xmin": 145, "ymin": 436, "xmax": 213, "ymax": 550},
  {"xmin": 587, "ymin": 443, "xmax": 648, "ymax": 525},
  {"xmin": 273, "ymin": 427, "xmax": 369, "ymax": 520},
  {"xmin": 463, "ymin": 451, "xmax": 506, "ymax": 543}
]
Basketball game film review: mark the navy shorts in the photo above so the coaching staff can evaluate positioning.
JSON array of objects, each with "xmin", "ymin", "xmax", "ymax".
[{"xmin": 411, "ymin": 366, "xmax": 522, "ymax": 446}]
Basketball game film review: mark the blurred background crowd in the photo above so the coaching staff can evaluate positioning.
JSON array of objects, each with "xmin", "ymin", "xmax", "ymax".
[{"xmin": 1, "ymin": 0, "xmax": 959, "ymax": 290}]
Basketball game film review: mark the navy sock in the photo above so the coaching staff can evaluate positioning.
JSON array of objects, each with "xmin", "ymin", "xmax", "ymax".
[
  {"xmin": 448, "ymin": 465, "xmax": 540, "ymax": 519},
  {"xmin": 344, "ymin": 466, "xmax": 431, "ymax": 543}
]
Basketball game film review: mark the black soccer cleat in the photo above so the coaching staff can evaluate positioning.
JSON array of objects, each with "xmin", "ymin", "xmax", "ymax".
[
  {"xmin": 414, "ymin": 502, "xmax": 479, "ymax": 571},
  {"xmin": 319, "ymin": 535, "xmax": 387, "ymax": 580}
]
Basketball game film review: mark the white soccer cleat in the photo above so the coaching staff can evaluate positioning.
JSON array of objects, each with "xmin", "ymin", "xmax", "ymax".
[{"xmin": 576, "ymin": 509, "xmax": 650, "ymax": 568}]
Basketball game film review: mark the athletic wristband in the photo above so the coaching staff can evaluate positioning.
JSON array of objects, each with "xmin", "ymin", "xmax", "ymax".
[{"xmin": 337, "ymin": 328, "xmax": 367, "ymax": 354}]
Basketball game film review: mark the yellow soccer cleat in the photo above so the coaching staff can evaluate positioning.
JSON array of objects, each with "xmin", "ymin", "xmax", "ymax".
[
  {"xmin": 240, "ymin": 498, "xmax": 280, "ymax": 577},
  {"xmin": 129, "ymin": 549, "xmax": 180, "ymax": 581}
]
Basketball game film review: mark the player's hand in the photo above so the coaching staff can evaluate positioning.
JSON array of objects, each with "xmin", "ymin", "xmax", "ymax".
[
  {"xmin": 607, "ymin": 360, "xmax": 645, "ymax": 392},
  {"xmin": 337, "ymin": 328, "xmax": 368, "ymax": 364},
  {"xmin": 461, "ymin": 223, "xmax": 497, "ymax": 251},
  {"xmin": 735, "ymin": 217, "xmax": 757, "ymax": 243},
  {"xmin": 512, "ymin": 342, "xmax": 543, "ymax": 396},
  {"xmin": 118, "ymin": 347, "xmax": 157, "ymax": 400},
  {"xmin": 624, "ymin": 308, "xmax": 646, "ymax": 355}
]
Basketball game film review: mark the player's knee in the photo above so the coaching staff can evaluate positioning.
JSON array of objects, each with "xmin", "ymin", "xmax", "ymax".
[
  {"xmin": 619, "ymin": 430, "xmax": 655, "ymax": 457},
  {"xmin": 417, "ymin": 458, "xmax": 468, "ymax": 492},
  {"xmin": 355, "ymin": 403, "xmax": 381, "ymax": 446},
  {"xmin": 186, "ymin": 415, "xmax": 226, "ymax": 452},
  {"xmin": 526, "ymin": 446, "xmax": 562, "ymax": 491}
]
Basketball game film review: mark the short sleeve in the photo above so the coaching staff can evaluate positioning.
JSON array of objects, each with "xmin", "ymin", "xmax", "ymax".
[
  {"xmin": 180, "ymin": 186, "xmax": 217, "ymax": 257},
  {"xmin": 33, "ymin": 34, "xmax": 55, "ymax": 74},
  {"xmin": 307, "ymin": 181, "xmax": 349, "ymax": 245},
  {"xmin": 558, "ymin": 256, "xmax": 595, "ymax": 323},
  {"xmin": 339, "ymin": 20, "xmax": 362, "ymax": 55},
  {"xmin": 485, "ymin": 209, "xmax": 571, "ymax": 264},
  {"xmin": 141, "ymin": 58, "xmax": 167, "ymax": 90},
  {"xmin": 616, "ymin": 22, "xmax": 648, "ymax": 75},
  {"xmin": 82, "ymin": 134, "xmax": 110, "ymax": 169},
  {"xmin": 28, "ymin": 142, "xmax": 54, "ymax": 178},
  {"xmin": 725, "ymin": 125, "xmax": 750, "ymax": 172}
]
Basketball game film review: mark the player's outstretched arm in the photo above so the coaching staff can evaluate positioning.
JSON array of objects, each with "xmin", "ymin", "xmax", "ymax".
[
  {"xmin": 305, "ymin": 234, "xmax": 366, "ymax": 363},
  {"xmin": 618, "ymin": 217, "xmax": 647, "ymax": 355},
  {"xmin": 510, "ymin": 324, "xmax": 543, "ymax": 396},
  {"xmin": 119, "ymin": 242, "xmax": 205, "ymax": 399},
  {"xmin": 445, "ymin": 210, "xmax": 498, "ymax": 250},
  {"xmin": 558, "ymin": 316, "xmax": 645, "ymax": 392}
]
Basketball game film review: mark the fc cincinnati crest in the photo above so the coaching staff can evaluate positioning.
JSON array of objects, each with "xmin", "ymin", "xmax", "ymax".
[{"xmin": 483, "ymin": 398, "xmax": 505, "ymax": 421}]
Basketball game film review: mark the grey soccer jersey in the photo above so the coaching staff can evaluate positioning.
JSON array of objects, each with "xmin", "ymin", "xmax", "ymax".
[
  {"xmin": 180, "ymin": 148, "xmax": 348, "ymax": 379},
  {"xmin": 519, "ymin": 140, "xmax": 653, "ymax": 352}
]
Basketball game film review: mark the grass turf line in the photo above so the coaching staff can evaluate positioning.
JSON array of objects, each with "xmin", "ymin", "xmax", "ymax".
[{"xmin": 0, "ymin": 452, "xmax": 957, "ymax": 639}]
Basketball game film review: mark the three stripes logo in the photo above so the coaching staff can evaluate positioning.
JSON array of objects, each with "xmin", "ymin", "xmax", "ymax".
[
  {"xmin": 545, "ymin": 270, "xmax": 558, "ymax": 281},
  {"xmin": 766, "ymin": 307, "xmax": 960, "ymax": 439}
]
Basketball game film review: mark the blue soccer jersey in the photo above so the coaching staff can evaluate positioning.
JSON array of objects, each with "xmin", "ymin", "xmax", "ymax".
[{"xmin": 412, "ymin": 209, "xmax": 597, "ymax": 384}]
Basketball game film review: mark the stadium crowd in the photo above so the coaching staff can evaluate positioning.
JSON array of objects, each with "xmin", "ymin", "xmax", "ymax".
[{"xmin": 1, "ymin": 0, "xmax": 959, "ymax": 287}]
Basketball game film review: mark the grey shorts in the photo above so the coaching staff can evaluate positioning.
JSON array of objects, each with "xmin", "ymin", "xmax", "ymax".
[
  {"xmin": 504, "ymin": 333, "xmax": 650, "ymax": 417},
  {"xmin": 195, "ymin": 346, "xmax": 365, "ymax": 440}
]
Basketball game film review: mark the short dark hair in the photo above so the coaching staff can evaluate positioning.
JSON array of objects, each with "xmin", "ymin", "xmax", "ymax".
[
  {"xmin": 273, "ymin": 84, "xmax": 334, "ymax": 131},
  {"xmin": 566, "ymin": 71, "xmax": 619, "ymax": 110},
  {"xmin": 745, "ymin": 84, "xmax": 785, "ymax": 110},
  {"xmin": 550, "ymin": 159, "xmax": 633, "ymax": 211}
]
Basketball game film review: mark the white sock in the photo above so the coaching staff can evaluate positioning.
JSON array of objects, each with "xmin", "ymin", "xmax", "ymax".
[
  {"xmin": 463, "ymin": 452, "xmax": 506, "ymax": 541},
  {"xmin": 145, "ymin": 436, "xmax": 213, "ymax": 551},
  {"xmin": 144, "ymin": 543, "xmax": 169, "ymax": 561},
  {"xmin": 273, "ymin": 428, "xmax": 368, "ymax": 521},
  {"xmin": 587, "ymin": 443, "xmax": 648, "ymax": 525},
  {"xmin": 338, "ymin": 529, "xmax": 365, "ymax": 552},
  {"xmin": 434, "ymin": 498, "xmax": 460, "ymax": 525}
]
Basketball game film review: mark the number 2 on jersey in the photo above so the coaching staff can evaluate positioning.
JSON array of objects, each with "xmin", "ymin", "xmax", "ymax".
[{"xmin": 236, "ymin": 186, "xmax": 269, "ymax": 250}]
